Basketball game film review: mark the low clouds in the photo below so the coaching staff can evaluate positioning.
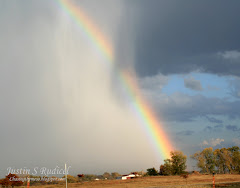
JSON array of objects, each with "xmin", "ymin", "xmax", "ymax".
[
  {"xmin": 144, "ymin": 91, "xmax": 240, "ymax": 122},
  {"xmin": 139, "ymin": 73, "xmax": 169, "ymax": 91},
  {"xmin": 233, "ymin": 138, "xmax": 240, "ymax": 145},
  {"xmin": 201, "ymin": 138, "xmax": 224, "ymax": 147},
  {"xmin": 218, "ymin": 50, "xmax": 240, "ymax": 60},
  {"xmin": 184, "ymin": 77, "xmax": 203, "ymax": 91},
  {"xmin": 140, "ymin": 74, "xmax": 240, "ymax": 122},
  {"xmin": 211, "ymin": 138, "xmax": 225, "ymax": 147},
  {"xmin": 201, "ymin": 140, "xmax": 209, "ymax": 146}
]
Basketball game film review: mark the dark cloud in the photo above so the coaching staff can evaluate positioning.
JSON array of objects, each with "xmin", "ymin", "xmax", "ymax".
[
  {"xmin": 143, "ymin": 91, "xmax": 240, "ymax": 122},
  {"xmin": 184, "ymin": 77, "xmax": 203, "ymax": 91},
  {"xmin": 204, "ymin": 125, "xmax": 224, "ymax": 132},
  {"xmin": 205, "ymin": 116, "xmax": 223, "ymax": 124},
  {"xmin": 176, "ymin": 130, "xmax": 194, "ymax": 136},
  {"xmin": 226, "ymin": 125, "xmax": 240, "ymax": 132},
  {"xmin": 120, "ymin": 0, "xmax": 240, "ymax": 77}
]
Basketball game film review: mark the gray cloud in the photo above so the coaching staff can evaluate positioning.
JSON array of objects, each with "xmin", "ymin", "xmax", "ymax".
[
  {"xmin": 211, "ymin": 138, "xmax": 225, "ymax": 147},
  {"xmin": 233, "ymin": 138, "xmax": 240, "ymax": 145},
  {"xmin": 139, "ymin": 73, "xmax": 169, "ymax": 91},
  {"xmin": 119, "ymin": 0, "xmax": 240, "ymax": 77},
  {"xmin": 200, "ymin": 138, "xmax": 224, "ymax": 147},
  {"xmin": 226, "ymin": 125, "xmax": 240, "ymax": 132},
  {"xmin": 207, "ymin": 85, "xmax": 220, "ymax": 91},
  {"xmin": 141, "ymin": 88, "xmax": 240, "ymax": 122},
  {"xmin": 184, "ymin": 77, "xmax": 203, "ymax": 91},
  {"xmin": 218, "ymin": 50, "xmax": 240, "ymax": 60},
  {"xmin": 176, "ymin": 130, "xmax": 194, "ymax": 136},
  {"xmin": 205, "ymin": 116, "xmax": 223, "ymax": 124},
  {"xmin": 229, "ymin": 77, "xmax": 240, "ymax": 98},
  {"xmin": 204, "ymin": 125, "xmax": 224, "ymax": 132}
]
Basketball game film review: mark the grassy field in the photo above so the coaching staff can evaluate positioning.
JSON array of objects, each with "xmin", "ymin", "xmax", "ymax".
[{"xmin": 27, "ymin": 174, "xmax": 240, "ymax": 188}]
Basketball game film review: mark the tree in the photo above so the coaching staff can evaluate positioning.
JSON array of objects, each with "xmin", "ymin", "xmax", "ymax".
[
  {"xmin": 82, "ymin": 174, "xmax": 98, "ymax": 181},
  {"xmin": 231, "ymin": 147, "xmax": 240, "ymax": 173},
  {"xmin": 146, "ymin": 168, "xmax": 158, "ymax": 176},
  {"xmin": 111, "ymin": 172, "xmax": 121, "ymax": 179},
  {"xmin": 159, "ymin": 151, "xmax": 187, "ymax": 175},
  {"xmin": 102, "ymin": 172, "xmax": 111, "ymax": 179},
  {"xmin": 193, "ymin": 146, "xmax": 240, "ymax": 174},
  {"xmin": 0, "ymin": 174, "xmax": 23, "ymax": 188},
  {"xmin": 214, "ymin": 148, "xmax": 232, "ymax": 174},
  {"xmin": 191, "ymin": 151, "xmax": 207, "ymax": 173},
  {"xmin": 214, "ymin": 148, "xmax": 225, "ymax": 173},
  {"xmin": 64, "ymin": 175, "xmax": 78, "ymax": 183},
  {"xmin": 159, "ymin": 159, "xmax": 172, "ymax": 175},
  {"xmin": 0, "ymin": 177, "xmax": 11, "ymax": 188},
  {"xmin": 170, "ymin": 151, "xmax": 187, "ymax": 175},
  {"xmin": 202, "ymin": 147, "xmax": 216, "ymax": 173},
  {"xmin": 192, "ymin": 147, "xmax": 215, "ymax": 173}
]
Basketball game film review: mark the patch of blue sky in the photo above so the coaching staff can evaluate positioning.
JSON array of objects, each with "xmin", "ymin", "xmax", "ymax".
[{"xmin": 162, "ymin": 73, "xmax": 232, "ymax": 99}]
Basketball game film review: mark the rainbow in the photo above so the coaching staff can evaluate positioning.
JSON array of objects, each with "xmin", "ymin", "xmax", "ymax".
[{"xmin": 58, "ymin": 0, "xmax": 174, "ymax": 160}]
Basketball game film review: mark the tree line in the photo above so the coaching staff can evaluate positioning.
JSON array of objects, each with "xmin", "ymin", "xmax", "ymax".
[
  {"xmin": 146, "ymin": 146, "xmax": 240, "ymax": 176},
  {"xmin": 191, "ymin": 146, "xmax": 240, "ymax": 174}
]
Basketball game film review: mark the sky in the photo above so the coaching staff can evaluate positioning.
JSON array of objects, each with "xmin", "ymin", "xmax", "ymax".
[{"xmin": 1, "ymin": 0, "xmax": 240, "ymax": 177}]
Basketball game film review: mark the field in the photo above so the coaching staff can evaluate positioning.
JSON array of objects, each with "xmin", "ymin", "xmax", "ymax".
[{"xmin": 29, "ymin": 174, "xmax": 240, "ymax": 188}]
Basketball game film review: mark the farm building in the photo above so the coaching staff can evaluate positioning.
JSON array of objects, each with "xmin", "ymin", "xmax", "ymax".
[{"xmin": 116, "ymin": 173, "xmax": 139, "ymax": 180}]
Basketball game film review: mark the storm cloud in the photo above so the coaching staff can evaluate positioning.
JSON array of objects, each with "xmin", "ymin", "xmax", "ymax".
[{"xmin": 120, "ymin": 0, "xmax": 240, "ymax": 77}]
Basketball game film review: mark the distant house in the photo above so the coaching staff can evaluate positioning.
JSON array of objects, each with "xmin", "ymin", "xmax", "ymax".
[{"xmin": 116, "ymin": 173, "xmax": 139, "ymax": 180}]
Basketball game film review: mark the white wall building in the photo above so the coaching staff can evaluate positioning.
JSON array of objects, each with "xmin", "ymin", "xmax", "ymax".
[{"xmin": 116, "ymin": 173, "xmax": 139, "ymax": 180}]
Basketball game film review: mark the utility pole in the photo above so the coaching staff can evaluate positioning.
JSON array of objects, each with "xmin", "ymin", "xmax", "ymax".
[
  {"xmin": 65, "ymin": 164, "xmax": 67, "ymax": 188},
  {"xmin": 27, "ymin": 176, "xmax": 30, "ymax": 188},
  {"xmin": 212, "ymin": 171, "xmax": 215, "ymax": 188}
]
